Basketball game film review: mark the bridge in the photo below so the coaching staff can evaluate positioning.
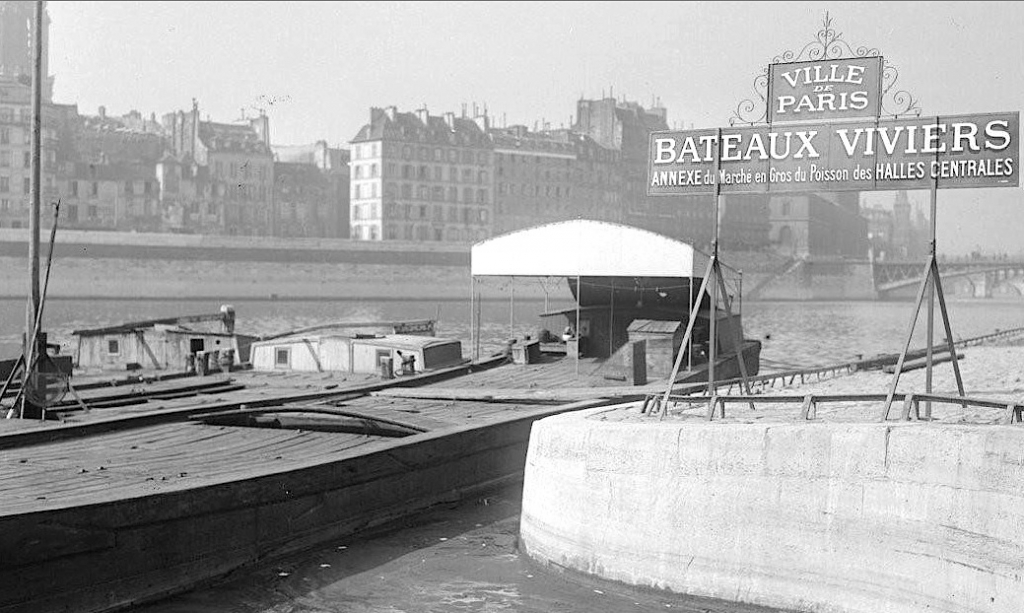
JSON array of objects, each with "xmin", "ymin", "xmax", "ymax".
[{"xmin": 873, "ymin": 258, "xmax": 1024, "ymax": 298}]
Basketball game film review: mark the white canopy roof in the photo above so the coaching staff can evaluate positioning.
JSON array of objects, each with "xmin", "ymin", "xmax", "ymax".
[{"xmin": 471, "ymin": 219, "xmax": 709, "ymax": 278}]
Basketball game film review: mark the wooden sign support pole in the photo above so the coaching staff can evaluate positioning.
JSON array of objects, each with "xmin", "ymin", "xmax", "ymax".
[{"xmin": 881, "ymin": 119, "xmax": 967, "ymax": 420}]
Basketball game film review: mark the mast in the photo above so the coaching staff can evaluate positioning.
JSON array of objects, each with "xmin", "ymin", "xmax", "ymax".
[{"xmin": 22, "ymin": 0, "xmax": 45, "ymax": 415}]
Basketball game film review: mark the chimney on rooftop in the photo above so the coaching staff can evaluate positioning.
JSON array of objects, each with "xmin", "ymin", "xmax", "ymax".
[
  {"xmin": 384, "ymin": 106, "xmax": 396, "ymax": 121},
  {"xmin": 443, "ymin": 111, "xmax": 456, "ymax": 131},
  {"xmin": 415, "ymin": 106, "xmax": 429, "ymax": 124},
  {"xmin": 249, "ymin": 115, "xmax": 270, "ymax": 147},
  {"xmin": 98, "ymin": 106, "xmax": 106, "ymax": 119}
]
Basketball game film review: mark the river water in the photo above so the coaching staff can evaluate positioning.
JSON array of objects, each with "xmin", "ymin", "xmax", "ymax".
[
  {"xmin": 4, "ymin": 295, "xmax": 1022, "ymax": 612},
  {"xmin": 3, "ymin": 295, "xmax": 1023, "ymax": 369}
]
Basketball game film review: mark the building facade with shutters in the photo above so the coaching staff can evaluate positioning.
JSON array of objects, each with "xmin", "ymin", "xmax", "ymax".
[{"xmin": 349, "ymin": 105, "xmax": 493, "ymax": 243}]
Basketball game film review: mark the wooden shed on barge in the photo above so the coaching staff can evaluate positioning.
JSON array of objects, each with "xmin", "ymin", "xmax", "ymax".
[
  {"xmin": 250, "ymin": 333, "xmax": 464, "ymax": 375},
  {"xmin": 72, "ymin": 306, "xmax": 243, "ymax": 371}
]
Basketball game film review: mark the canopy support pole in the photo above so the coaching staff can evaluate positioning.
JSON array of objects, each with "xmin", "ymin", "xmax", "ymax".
[
  {"xmin": 575, "ymin": 274, "xmax": 580, "ymax": 377},
  {"xmin": 470, "ymin": 275, "xmax": 477, "ymax": 361},
  {"xmin": 509, "ymin": 276, "xmax": 515, "ymax": 342}
]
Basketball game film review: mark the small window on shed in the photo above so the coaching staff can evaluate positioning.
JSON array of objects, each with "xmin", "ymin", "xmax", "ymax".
[
  {"xmin": 107, "ymin": 338, "xmax": 120, "ymax": 355},
  {"xmin": 275, "ymin": 347, "xmax": 290, "ymax": 367}
]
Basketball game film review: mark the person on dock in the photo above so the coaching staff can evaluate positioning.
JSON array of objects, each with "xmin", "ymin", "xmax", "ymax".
[
  {"xmin": 397, "ymin": 351, "xmax": 416, "ymax": 375},
  {"xmin": 561, "ymin": 325, "xmax": 576, "ymax": 343}
]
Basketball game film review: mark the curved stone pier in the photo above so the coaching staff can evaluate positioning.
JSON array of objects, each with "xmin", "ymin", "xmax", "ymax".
[{"xmin": 520, "ymin": 408, "xmax": 1024, "ymax": 613}]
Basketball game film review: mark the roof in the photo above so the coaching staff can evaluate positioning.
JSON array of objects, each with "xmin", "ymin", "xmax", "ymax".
[
  {"xmin": 353, "ymin": 335, "xmax": 460, "ymax": 351},
  {"xmin": 351, "ymin": 107, "xmax": 489, "ymax": 147},
  {"xmin": 251, "ymin": 334, "xmax": 458, "ymax": 352},
  {"xmin": 471, "ymin": 219, "xmax": 710, "ymax": 278},
  {"xmin": 71, "ymin": 312, "xmax": 230, "ymax": 336},
  {"xmin": 626, "ymin": 319, "xmax": 683, "ymax": 334},
  {"xmin": 250, "ymin": 333, "xmax": 348, "ymax": 346},
  {"xmin": 199, "ymin": 121, "xmax": 270, "ymax": 154}
]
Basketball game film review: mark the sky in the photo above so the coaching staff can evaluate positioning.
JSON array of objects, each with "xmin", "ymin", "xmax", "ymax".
[{"xmin": 46, "ymin": 1, "xmax": 1024, "ymax": 256}]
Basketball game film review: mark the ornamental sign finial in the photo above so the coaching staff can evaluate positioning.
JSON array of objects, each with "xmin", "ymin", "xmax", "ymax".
[{"xmin": 729, "ymin": 12, "xmax": 921, "ymax": 125}]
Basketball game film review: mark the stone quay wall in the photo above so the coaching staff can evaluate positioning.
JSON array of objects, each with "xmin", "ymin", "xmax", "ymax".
[{"xmin": 520, "ymin": 411, "xmax": 1024, "ymax": 613}]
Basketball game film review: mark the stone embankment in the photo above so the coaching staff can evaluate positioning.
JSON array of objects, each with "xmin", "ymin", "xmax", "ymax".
[{"xmin": 520, "ymin": 345, "xmax": 1024, "ymax": 613}]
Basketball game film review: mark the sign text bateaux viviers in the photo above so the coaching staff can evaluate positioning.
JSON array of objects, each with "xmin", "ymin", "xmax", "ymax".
[{"xmin": 648, "ymin": 112, "xmax": 1019, "ymax": 194}]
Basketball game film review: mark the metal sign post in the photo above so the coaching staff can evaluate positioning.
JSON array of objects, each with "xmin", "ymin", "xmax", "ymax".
[
  {"xmin": 659, "ymin": 129, "xmax": 756, "ymax": 416},
  {"xmin": 881, "ymin": 122, "xmax": 966, "ymax": 420}
]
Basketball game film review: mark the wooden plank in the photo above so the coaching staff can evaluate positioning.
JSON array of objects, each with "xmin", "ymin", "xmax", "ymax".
[{"xmin": 882, "ymin": 353, "xmax": 964, "ymax": 374}]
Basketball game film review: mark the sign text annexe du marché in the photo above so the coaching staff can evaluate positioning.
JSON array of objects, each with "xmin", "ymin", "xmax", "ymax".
[{"xmin": 648, "ymin": 113, "xmax": 1019, "ymax": 194}]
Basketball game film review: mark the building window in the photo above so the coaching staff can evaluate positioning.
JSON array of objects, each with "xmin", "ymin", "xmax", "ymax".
[
  {"xmin": 0, "ymin": 177, "xmax": 7, "ymax": 193},
  {"xmin": 22, "ymin": 178, "xmax": 30, "ymax": 194},
  {"xmin": 0, "ymin": 129, "xmax": 8, "ymax": 144},
  {"xmin": 274, "ymin": 347, "xmax": 290, "ymax": 367},
  {"xmin": 107, "ymin": 338, "xmax": 120, "ymax": 355}
]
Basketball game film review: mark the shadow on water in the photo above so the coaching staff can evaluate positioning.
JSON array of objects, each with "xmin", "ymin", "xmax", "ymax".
[{"xmin": 135, "ymin": 483, "xmax": 794, "ymax": 613}]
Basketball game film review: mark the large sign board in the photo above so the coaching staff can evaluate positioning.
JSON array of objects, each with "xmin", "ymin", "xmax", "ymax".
[
  {"xmin": 648, "ymin": 112, "xmax": 1019, "ymax": 195},
  {"xmin": 768, "ymin": 56, "xmax": 883, "ymax": 123}
]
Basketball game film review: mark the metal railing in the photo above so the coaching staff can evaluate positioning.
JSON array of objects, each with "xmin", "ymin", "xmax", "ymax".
[
  {"xmin": 642, "ymin": 391, "xmax": 1022, "ymax": 424},
  {"xmin": 640, "ymin": 325, "xmax": 1024, "ymax": 423}
]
